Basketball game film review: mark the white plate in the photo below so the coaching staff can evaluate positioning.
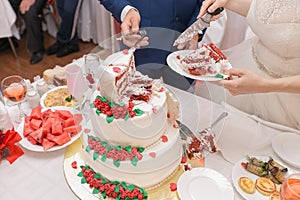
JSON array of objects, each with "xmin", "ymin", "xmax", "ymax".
[
  {"xmin": 232, "ymin": 155, "xmax": 293, "ymax": 200},
  {"xmin": 167, "ymin": 50, "xmax": 231, "ymax": 81},
  {"xmin": 40, "ymin": 86, "xmax": 79, "ymax": 109},
  {"xmin": 177, "ymin": 168, "xmax": 234, "ymax": 200},
  {"xmin": 17, "ymin": 106, "xmax": 84, "ymax": 152},
  {"xmin": 272, "ymin": 132, "xmax": 300, "ymax": 169}
]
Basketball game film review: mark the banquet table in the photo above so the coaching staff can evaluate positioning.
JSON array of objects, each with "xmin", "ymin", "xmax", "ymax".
[{"xmin": 0, "ymin": 81, "xmax": 299, "ymax": 200}]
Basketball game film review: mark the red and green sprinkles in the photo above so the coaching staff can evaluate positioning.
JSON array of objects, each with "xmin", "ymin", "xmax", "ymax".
[
  {"xmin": 91, "ymin": 96, "xmax": 144, "ymax": 123},
  {"xmin": 86, "ymin": 135, "xmax": 145, "ymax": 167},
  {"xmin": 78, "ymin": 165, "xmax": 148, "ymax": 199}
]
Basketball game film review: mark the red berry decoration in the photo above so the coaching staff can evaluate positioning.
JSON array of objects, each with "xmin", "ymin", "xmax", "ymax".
[
  {"xmin": 176, "ymin": 55, "xmax": 181, "ymax": 60},
  {"xmin": 122, "ymin": 49, "xmax": 129, "ymax": 54},
  {"xmin": 181, "ymin": 156, "xmax": 187, "ymax": 164},
  {"xmin": 161, "ymin": 135, "xmax": 168, "ymax": 143},
  {"xmin": 170, "ymin": 182, "xmax": 177, "ymax": 192},
  {"xmin": 71, "ymin": 161, "xmax": 77, "ymax": 169},
  {"xmin": 84, "ymin": 128, "xmax": 91, "ymax": 134},
  {"xmin": 86, "ymin": 74, "xmax": 95, "ymax": 84},
  {"xmin": 158, "ymin": 87, "xmax": 165, "ymax": 92},
  {"xmin": 113, "ymin": 67, "xmax": 121, "ymax": 73}
]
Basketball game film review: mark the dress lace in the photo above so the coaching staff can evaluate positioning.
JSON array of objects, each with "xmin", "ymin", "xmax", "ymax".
[{"xmin": 255, "ymin": 0, "xmax": 300, "ymax": 24}]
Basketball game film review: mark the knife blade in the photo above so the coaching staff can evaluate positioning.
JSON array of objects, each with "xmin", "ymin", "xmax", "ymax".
[{"xmin": 173, "ymin": 7, "xmax": 224, "ymax": 46}]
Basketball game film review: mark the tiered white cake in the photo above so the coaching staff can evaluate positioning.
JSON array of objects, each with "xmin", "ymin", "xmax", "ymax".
[{"xmin": 80, "ymin": 49, "xmax": 182, "ymax": 196}]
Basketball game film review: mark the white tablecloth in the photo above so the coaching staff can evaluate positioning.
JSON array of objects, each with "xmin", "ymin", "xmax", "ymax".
[
  {"xmin": 0, "ymin": 0, "xmax": 20, "ymax": 39},
  {"xmin": 1, "ymin": 85, "xmax": 299, "ymax": 200}
]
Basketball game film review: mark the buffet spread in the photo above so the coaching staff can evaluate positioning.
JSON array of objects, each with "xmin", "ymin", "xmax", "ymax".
[{"xmin": 1, "ymin": 44, "xmax": 300, "ymax": 200}]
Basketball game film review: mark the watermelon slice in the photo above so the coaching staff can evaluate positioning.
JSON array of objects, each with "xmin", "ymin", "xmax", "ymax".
[
  {"xmin": 30, "ymin": 119, "xmax": 42, "ymax": 130},
  {"xmin": 55, "ymin": 110, "xmax": 73, "ymax": 120},
  {"xmin": 42, "ymin": 139, "xmax": 56, "ymax": 151},
  {"xmin": 51, "ymin": 118, "xmax": 63, "ymax": 135},
  {"xmin": 30, "ymin": 106, "xmax": 42, "ymax": 119},
  {"xmin": 51, "ymin": 132, "xmax": 71, "ymax": 146},
  {"xmin": 29, "ymin": 128, "xmax": 44, "ymax": 144}
]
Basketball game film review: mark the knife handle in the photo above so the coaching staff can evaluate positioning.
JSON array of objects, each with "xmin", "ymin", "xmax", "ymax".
[{"xmin": 207, "ymin": 7, "xmax": 224, "ymax": 16}]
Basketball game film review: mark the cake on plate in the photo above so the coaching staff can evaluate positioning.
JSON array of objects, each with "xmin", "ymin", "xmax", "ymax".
[
  {"xmin": 79, "ymin": 49, "xmax": 183, "ymax": 199},
  {"xmin": 179, "ymin": 43, "xmax": 231, "ymax": 76}
]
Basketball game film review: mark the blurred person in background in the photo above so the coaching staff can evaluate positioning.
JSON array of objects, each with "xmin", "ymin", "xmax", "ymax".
[{"xmin": 46, "ymin": 0, "xmax": 82, "ymax": 57}]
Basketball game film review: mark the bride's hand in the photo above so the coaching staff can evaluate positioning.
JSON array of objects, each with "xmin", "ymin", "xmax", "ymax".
[
  {"xmin": 198, "ymin": 0, "xmax": 228, "ymax": 21},
  {"xmin": 218, "ymin": 68, "xmax": 269, "ymax": 95}
]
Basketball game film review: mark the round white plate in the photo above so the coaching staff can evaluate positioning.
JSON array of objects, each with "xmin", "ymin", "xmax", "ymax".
[
  {"xmin": 17, "ymin": 106, "xmax": 84, "ymax": 152},
  {"xmin": 166, "ymin": 50, "xmax": 231, "ymax": 81},
  {"xmin": 232, "ymin": 155, "xmax": 293, "ymax": 200},
  {"xmin": 40, "ymin": 86, "xmax": 79, "ymax": 109},
  {"xmin": 177, "ymin": 168, "xmax": 234, "ymax": 200},
  {"xmin": 272, "ymin": 132, "xmax": 300, "ymax": 169}
]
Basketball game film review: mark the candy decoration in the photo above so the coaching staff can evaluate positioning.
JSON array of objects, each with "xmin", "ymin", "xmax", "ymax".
[
  {"xmin": 149, "ymin": 152, "xmax": 156, "ymax": 158},
  {"xmin": 122, "ymin": 49, "xmax": 129, "ymax": 54},
  {"xmin": 113, "ymin": 67, "xmax": 121, "ymax": 73},
  {"xmin": 181, "ymin": 156, "xmax": 187, "ymax": 164},
  {"xmin": 84, "ymin": 128, "xmax": 91, "ymax": 134},
  {"xmin": 71, "ymin": 161, "xmax": 77, "ymax": 169},
  {"xmin": 161, "ymin": 135, "xmax": 168, "ymax": 143},
  {"xmin": 170, "ymin": 183, "xmax": 177, "ymax": 192}
]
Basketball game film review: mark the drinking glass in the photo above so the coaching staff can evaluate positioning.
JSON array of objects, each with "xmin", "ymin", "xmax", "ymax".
[
  {"xmin": 66, "ymin": 64, "xmax": 88, "ymax": 106},
  {"xmin": 1, "ymin": 75, "xmax": 27, "ymax": 123},
  {"xmin": 84, "ymin": 53, "xmax": 101, "ymax": 89},
  {"xmin": 281, "ymin": 173, "xmax": 300, "ymax": 200}
]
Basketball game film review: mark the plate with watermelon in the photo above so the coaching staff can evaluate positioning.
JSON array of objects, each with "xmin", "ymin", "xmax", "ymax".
[{"xmin": 17, "ymin": 106, "xmax": 84, "ymax": 152}]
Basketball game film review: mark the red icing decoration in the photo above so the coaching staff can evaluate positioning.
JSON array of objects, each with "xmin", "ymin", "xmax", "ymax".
[
  {"xmin": 71, "ymin": 161, "xmax": 77, "ymax": 169},
  {"xmin": 158, "ymin": 87, "xmax": 165, "ymax": 92},
  {"xmin": 173, "ymin": 123, "xmax": 179, "ymax": 128},
  {"xmin": 113, "ymin": 67, "xmax": 121, "ymax": 73},
  {"xmin": 170, "ymin": 183, "xmax": 177, "ymax": 192},
  {"xmin": 181, "ymin": 156, "xmax": 187, "ymax": 164},
  {"xmin": 149, "ymin": 152, "xmax": 156, "ymax": 158},
  {"xmin": 84, "ymin": 128, "xmax": 91, "ymax": 133},
  {"xmin": 122, "ymin": 49, "xmax": 129, "ymax": 54},
  {"xmin": 161, "ymin": 135, "xmax": 168, "ymax": 143},
  {"xmin": 86, "ymin": 74, "xmax": 95, "ymax": 84},
  {"xmin": 176, "ymin": 55, "xmax": 181, "ymax": 60},
  {"xmin": 97, "ymin": 86, "xmax": 101, "ymax": 92},
  {"xmin": 167, "ymin": 113, "xmax": 170, "ymax": 118},
  {"xmin": 184, "ymin": 164, "xmax": 191, "ymax": 171},
  {"xmin": 152, "ymin": 108, "xmax": 158, "ymax": 114},
  {"xmin": 108, "ymin": 64, "xmax": 113, "ymax": 66}
]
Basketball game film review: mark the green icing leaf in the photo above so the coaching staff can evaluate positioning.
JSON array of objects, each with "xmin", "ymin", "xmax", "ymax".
[
  {"xmin": 90, "ymin": 103, "xmax": 95, "ymax": 108},
  {"xmin": 92, "ymin": 188, "xmax": 100, "ymax": 194},
  {"xmin": 133, "ymin": 198, "xmax": 138, "ymax": 200},
  {"xmin": 77, "ymin": 171, "xmax": 83, "ymax": 177},
  {"xmin": 127, "ymin": 184, "xmax": 136, "ymax": 192},
  {"xmin": 96, "ymin": 109, "xmax": 101, "ymax": 115},
  {"xmin": 121, "ymin": 182, "xmax": 127, "ymax": 189},
  {"xmin": 134, "ymin": 109, "xmax": 144, "ymax": 116},
  {"xmin": 215, "ymin": 73, "xmax": 224, "ymax": 79},
  {"xmin": 116, "ymin": 194, "xmax": 121, "ymax": 200},
  {"xmin": 131, "ymin": 156, "xmax": 139, "ymax": 166},
  {"xmin": 124, "ymin": 145, "xmax": 132, "ymax": 153},
  {"xmin": 108, "ymin": 101, "xmax": 114, "ymax": 107},
  {"xmin": 93, "ymin": 152, "xmax": 100, "ymax": 161},
  {"xmin": 81, "ymin": 177, "xmax": 87, "ymax": 184},
  {"xmin": 111, "ymin": 181, "xmax": 120, "ymax": 185},
  {"xmin": 114, "ymin": 185, "xmax": 120, "ymax": 192},
  {"xmin": 101, "ymin": 141, "xmax": 107, "ymax": 147},
  {"xmin": 137, "ymin": 146, "xmax": 145, "ymax": 153},
  {"xmin": 116, "ymin": 102, "xmax": 125, "ymax": 107},
  {"xmin": 100, "ymin": 96, "xmax": 107, "ymax": 102},
  {"xmin": 101, "ymin": 154, "xmax": 107, "ymax": 162},
  {"xmin": 106, "ymin": 145, "xmax": 113, "ymax": 151},
  {"xmin": 101, "ymin": 191, "xmax": 107, "ymax": 199},
  {"xmin": 96, "ymin": 95, "xmax": 101, "ymax": 99},
  {"xmin": 102, "ymin": 179, "xmax": 109, "ymax": 184},
  {"xmin": 106, "ymin": 115, "xmax": 114, "ymax": 123},
  {"xmin": 115, "ymin": 145, "xmax": 122, "ymax": 151},
  {"xmin": 113, "ymin": 160, "xmax": 121, "ymax": 168},
  {"xmin": 86, "ymin": 146, "xmax": 92, "ymax": 152},
  {"xmin": 93, "ymin": 136, "xmax": 100, "ymax": 142},
  {"xmin": 94, "ymin": 173, "xmax": 101, "ymax": 179},
  {"xmin": 124, "ymin": 112, "xmax": 130, "ymax": 121}
]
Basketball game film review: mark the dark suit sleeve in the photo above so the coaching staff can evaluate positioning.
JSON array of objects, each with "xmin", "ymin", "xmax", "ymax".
[{"xmin": 99, "ymin": 0, "xmax": 132, "ymax": 23}]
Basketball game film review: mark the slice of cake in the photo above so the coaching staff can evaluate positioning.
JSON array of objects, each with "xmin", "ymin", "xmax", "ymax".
[{"xmin": 179, "ymin": 43, "xmax": 231, "ymax": 76}]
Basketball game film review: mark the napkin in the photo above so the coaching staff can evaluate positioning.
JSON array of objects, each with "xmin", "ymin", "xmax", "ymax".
[
  {"xmin": 216, "ymin": 102, "xmax": 284, "ymax": 164},
  {"xmin": 0, "ymin": 101, "xmax": 12, "ymax": 132}
]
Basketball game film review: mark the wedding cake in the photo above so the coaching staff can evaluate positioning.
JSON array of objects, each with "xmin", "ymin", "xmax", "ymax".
[{"xmin": 80, "ymin": 49, "xmax": 182, "ymax": 199}]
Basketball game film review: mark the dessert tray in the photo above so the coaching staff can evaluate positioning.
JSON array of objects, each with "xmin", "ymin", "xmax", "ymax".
[
  {"xmin": 167, "ymin": 50, "xmax": 231, "ymax": 81},
  {"xmin": 17, "ymin": 106, "xmax": 84, "ymax": 152},
  {"xmin": 231, "ymin": 155, "xmax": 295, "ymax": 200},
  {"xmin": 177, "ymin": 167, "xmax": 234, "ymax": 200},
  {"xmin": 272, "ymin": 132, "xmax": 300, "ymax": 169}
]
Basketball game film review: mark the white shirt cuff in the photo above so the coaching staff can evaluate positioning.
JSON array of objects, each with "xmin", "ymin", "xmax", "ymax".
[{"xmin": 121, "ymin": 5, "xmax": 138, "ymax": 22}]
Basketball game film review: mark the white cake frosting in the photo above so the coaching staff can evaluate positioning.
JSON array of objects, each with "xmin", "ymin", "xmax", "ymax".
[{"xmin": 82, "ymin": 49, "xmax": 182, "ymax": 190}]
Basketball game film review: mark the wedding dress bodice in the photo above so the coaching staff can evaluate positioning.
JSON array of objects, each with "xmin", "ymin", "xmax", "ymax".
[{"xmin": 247, "ymin": 0, "xmax": 300, "ymax": 77}]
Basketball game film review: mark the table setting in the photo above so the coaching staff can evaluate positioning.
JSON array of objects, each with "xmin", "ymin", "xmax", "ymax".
[{"xmin": 1, "ymin": 39, "xmax": 300, "ymax": 200}]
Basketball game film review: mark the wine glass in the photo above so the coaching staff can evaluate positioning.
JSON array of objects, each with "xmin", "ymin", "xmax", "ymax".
[
  {"xmin": 281, "ymin": 173, "xmax": 300, "ymax": 200},
  {"xmin": 66, "ymin": 64, "xmax": 88, "ymax": 107},
  {"xmin": 1, "ymin": 75, "xmax": 27, "ymax": 123},
  {"xmin": 84, "ymin": 53, "xmax": 101, "ymax": 89}
]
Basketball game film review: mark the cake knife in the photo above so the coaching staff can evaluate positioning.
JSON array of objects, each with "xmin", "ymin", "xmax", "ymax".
[{"xmin": 173, "ymin": 7, "xmax": 224, "ymax": 46}]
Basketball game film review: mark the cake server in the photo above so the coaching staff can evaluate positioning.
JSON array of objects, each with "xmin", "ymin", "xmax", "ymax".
[
  {"xmin": 173, "ymin": 7, "xmax": 224, "ymax": 46},
  {"xmin": 197, "ymin": 111, "xmax": 228, "ymax": 137}
]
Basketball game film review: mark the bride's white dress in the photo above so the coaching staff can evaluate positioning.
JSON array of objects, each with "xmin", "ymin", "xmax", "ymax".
[{"xmin": 224, "ymin": 0, "xmax": 300, "ymax": 130}]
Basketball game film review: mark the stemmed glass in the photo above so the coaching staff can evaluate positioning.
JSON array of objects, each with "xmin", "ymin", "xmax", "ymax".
[
  {"xmin": 1, "ymin": 75, "xmax": 27, "ymax": 123},
  {"xmin": 84, "ymin": 53, "xmax": 101, "ymax": 90},
  {"xmin": 280, "ymin": 173, "xmax": 300, "ymax": 200}
]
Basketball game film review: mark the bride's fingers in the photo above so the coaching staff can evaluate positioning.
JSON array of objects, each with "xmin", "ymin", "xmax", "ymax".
[
  {"xmin": 224, "ymin": 68, "xmax": 246, "ymax": 77},
  {"xmin": 198, "ymin": 0, "xmax": 228, "ymax": 18}
]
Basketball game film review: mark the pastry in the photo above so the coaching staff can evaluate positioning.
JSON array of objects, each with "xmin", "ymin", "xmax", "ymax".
[
  {"xmin": 255, "ymin": 177, "xmax": 276, "ymax": 196},
  {"xmin": 238, "ymin": 177, "xmax": 256, "ymax": 194}
]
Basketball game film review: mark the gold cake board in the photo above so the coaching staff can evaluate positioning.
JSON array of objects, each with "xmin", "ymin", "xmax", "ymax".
[{"xmin": 64, "ymin": 138, "xmax": 204, "ymax": 200}]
